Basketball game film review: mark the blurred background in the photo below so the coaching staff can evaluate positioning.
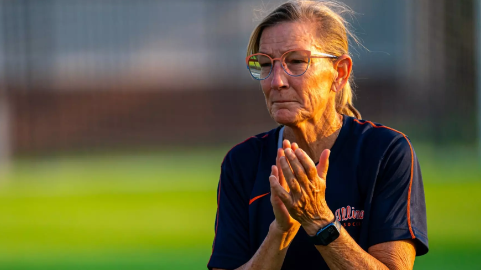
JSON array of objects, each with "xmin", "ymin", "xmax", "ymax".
[{"xmin": 0, "ymin": 0, "xmax": 480, "ymax": 269}]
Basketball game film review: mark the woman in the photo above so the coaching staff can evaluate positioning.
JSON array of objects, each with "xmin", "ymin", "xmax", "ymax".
[{"xmin": 208, "ymin": 1, "xmax": 428, "ymax": 269}]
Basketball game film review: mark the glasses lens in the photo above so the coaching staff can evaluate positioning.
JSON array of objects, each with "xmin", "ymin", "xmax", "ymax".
[
  {"xmin": 284, "ymin": 51, "xmax": 310, "ymax": 76},
  {"xmin": 248, "ymin": 54, "xmax": 271, "ymax": 80}
]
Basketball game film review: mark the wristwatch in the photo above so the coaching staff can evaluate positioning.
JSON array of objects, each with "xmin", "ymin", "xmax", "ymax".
[{"xmin": 308, "ymin": 220, "xmax": 342, "ymax": 245}]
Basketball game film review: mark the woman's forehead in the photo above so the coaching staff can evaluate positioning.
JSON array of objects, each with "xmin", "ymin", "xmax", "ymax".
[{"xmin": 259, "ymin": 22, "xmax": 319, "ymax": 55}]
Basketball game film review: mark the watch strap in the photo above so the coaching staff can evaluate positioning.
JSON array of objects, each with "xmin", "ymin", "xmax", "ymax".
[{"xmin": 308, "ymin": 219, "xmax": 342, "ymax": 246}]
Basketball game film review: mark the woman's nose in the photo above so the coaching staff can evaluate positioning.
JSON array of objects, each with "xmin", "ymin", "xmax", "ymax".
[{"xmin": 270, "ymin": 61, "xmax": 289, "ymax": 90}]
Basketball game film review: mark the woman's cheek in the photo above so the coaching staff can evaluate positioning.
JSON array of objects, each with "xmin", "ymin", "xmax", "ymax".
[
  {"xmin": 261, "ymin": 86, "xmax": 274, "ymax": 115},
  {"xmin": 260, "ymin": 80, "xmax": 271, "ymax": 95}
]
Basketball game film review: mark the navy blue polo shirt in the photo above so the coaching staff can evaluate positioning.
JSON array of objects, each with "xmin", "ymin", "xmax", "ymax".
[{"xmin": 207, "ymin": 115, "xmax": 428, "ymax": 270}]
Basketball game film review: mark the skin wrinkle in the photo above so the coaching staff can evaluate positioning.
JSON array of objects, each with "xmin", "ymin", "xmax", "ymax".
[
  {"xmin": 260, "ymin": 22, "xmax": 341, "ymax": 164},
  {"xmin": 213, "ymin": 19, "xmax": 416, "ymax": 270},
  {"xmin": 279, "ymin": 147, "xmax": 334, "ymax": 231},
  {"xmin": 369, "ymin": 240, "xmax": 416, "ymax": 270}
]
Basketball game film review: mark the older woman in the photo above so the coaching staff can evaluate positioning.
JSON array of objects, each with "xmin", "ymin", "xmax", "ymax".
[{"xmin": 208, "ymin": 1, "xmax": 428, "ymax": 270}]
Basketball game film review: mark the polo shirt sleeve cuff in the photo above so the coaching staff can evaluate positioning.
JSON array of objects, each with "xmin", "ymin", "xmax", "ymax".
[
  {"xmin": 207, "ymin": 253, "xmax": 249, "ymax": 270},
  {"xmin": 368, "ymin": 227, "xmax": 429, "ymax": 256}
]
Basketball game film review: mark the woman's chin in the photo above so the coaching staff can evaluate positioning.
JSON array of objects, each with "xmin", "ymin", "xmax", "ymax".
[{"xmin": 272, "ymin": 111, "xmax": 299, "ymax": 126}]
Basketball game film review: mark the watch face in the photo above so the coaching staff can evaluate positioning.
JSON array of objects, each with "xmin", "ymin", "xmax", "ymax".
[
  {"xmin": 309, "ymin": 221, "xmax": 341, "ymax": 246},
  {"xmin": 319, "ymin": 224, "xmax": 340, "ymax": 244}
]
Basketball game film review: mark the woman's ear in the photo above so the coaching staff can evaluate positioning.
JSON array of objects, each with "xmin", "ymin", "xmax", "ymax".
[{"xmin": 331, "ymin": 55, "xmax": 352, "ymax": 92}]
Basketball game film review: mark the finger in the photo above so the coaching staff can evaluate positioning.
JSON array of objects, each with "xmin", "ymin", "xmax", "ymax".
[
  {"xmin": 291, "ymin": 142, "xmax": 299, "ymax": 152},
  {"xmin": 269, "ymin": 175, "xmax": 292, "ymax": 207},
  {"xmin": 269, "ymin": 174, "xmax": 287, "ymax": 213},
  {"xmin": 272, "ymin": 164, "xmax": 288, "ymax": 191},
  {"xmin": 276, "ymin": 148, "xmax": 285, "ymax": 166},
  {"xmin": 269, "ymin": 176, "xmax": 295, "ymax": 229},
  {"xmin": 284, "ymin": 148, "xmax": 310, "ymax": 191},
  {"xmin": 279, "ymin": 155, "xmax": 302, "ymax": 194},
  {"xmin": 282, "ymin": 139, "xmax": 291, "ymax": 150},
  {"xmin": 276, "ymin": 148, "xmax": 290, "ymax": 192},
  {"xmin": 294, "ymin": 148, "xmax": 318, "ymax": 180},
  {"xmin": 275, "ymin": 150, "xmax": 290, "ymax": 192},
  {"xmin": 316, "ymin": 149, "xmax": 331, "ymax": 180},
  {"xmin": 271, "ymin": 165, "xmax": 279, "ymax": 179}
]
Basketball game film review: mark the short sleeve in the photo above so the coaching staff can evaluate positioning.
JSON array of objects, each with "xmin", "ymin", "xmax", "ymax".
[
  {"xmin": 368, "ymin": 136, "xmax": 429, "ymax": 255},
  {"xmin": 207, "ymin": 154, "xmax": 251, "ymax": 269}
]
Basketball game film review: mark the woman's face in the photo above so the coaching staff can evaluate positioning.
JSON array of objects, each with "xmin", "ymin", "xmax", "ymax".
[{"xmin": 258, "ymin": 21, "xmax": 337, "ymax": 126}]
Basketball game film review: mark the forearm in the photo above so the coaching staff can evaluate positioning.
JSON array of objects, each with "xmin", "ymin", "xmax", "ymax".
[
  {"xmin": 313, "ymin": 228, "xmax": 388, "ymax": 270},
  {"xmin": 236, "ymin": 222, "xmax": 298, "ymax": 270},
  {"xmin": 275, "ymin": 143, "xmax": 417, "ymax": 270}
]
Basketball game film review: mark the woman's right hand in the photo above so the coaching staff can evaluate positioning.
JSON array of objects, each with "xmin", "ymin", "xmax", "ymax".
[{"xmin": 269, "ymin": 141, "xmax": 301, "ymax": 234}]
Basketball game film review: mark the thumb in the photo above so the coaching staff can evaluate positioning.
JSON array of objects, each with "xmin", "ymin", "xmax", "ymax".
[
  {"xmin": 316, "ymin": 149, "xmax": 330, "ymax": 180},
  {"xmin": 269, "ymin": 175, "xmax": 292, "ymax": 207}
]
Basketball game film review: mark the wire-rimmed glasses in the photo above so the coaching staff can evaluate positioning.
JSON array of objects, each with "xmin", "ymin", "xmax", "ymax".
[{"xmin": 246, "ymin": 49, "xmax": 337, "ymax": 80}]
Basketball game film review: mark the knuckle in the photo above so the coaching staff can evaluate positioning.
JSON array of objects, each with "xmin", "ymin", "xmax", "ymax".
[
  {"xmin": 293, "ymin": 163, "xmax": 304, "ymax": 173},
  {"xmin": 281, "ymin": 161, "xmax": 290, "ymax": 170},
  {"xmin": 288, "ymin": 177, "xmax": 297, "ymax": 185},
  {"xmin": 307, "ymin": 167, "xmax": 317, "ymax": 176},
  {"xmin": 292, "ymin": 183, "xmax": 300, "ymax": 192}
]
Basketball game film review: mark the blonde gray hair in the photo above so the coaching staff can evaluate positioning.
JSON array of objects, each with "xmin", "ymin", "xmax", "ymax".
[{"xmin": 247, "ymin": 0, "xmax": 361, "ymax": 119}]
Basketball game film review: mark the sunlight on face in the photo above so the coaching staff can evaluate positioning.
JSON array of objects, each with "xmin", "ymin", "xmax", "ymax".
[{"xmin": 258, "ymin": 21, "xmax": 337, "ymax": 126}]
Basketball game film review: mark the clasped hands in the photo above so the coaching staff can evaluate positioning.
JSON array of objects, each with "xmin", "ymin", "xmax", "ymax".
[{"xmin": 269, "ymin": 140, "xmax": 335, "ymax": 237}]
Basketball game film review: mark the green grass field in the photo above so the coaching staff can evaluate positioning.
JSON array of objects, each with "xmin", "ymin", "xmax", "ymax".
[{"xmin": 0, "ymin": 144, "xmax": 479, "ymax": 269}]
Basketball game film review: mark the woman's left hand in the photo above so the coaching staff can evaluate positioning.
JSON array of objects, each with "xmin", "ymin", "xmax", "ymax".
[{"xmin": 269, "ymin": 140, "xmax": 336, "ymax": 236}]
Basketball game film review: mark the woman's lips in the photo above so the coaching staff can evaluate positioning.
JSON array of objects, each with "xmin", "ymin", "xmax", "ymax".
[{"xmin": 273, "ymin": 100, "xmax": 296, "ymax": 103}]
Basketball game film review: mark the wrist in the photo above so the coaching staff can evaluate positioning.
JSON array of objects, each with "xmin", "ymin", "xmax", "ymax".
[
  {"xmin": 302, "ymin": 211, "xmax": 336, "ymax": 236},
  {"xmin": 269, "ymin": 220, "xmax": 300, "ymax": 236},
  {"xmin": 269, "ymin": 221, "xmax": 300, "ymax": 250}
]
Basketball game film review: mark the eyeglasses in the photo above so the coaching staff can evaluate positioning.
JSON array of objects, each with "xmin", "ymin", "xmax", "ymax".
[{"xmin": 246, "ymin": 49, "xmax": 337, "ymax": 80}]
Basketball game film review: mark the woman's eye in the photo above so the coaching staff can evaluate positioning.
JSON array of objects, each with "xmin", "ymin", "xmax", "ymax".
[
  {"xmin": 288, "ymin": 59, "xmax": 307, "ymax": 64},
  {"xmin": 260, "ymin": 63, "xmax": 272, "ymax": 67}
]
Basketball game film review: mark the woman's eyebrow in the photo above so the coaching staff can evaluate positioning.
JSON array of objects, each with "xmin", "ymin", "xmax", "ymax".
[
  {"xmin": 258, "ymin": 48, "xmax": 306, "ymax": 56},
  {"xmin": 258, "ymin": 51, "xmax": 271, "ymax": 56}
]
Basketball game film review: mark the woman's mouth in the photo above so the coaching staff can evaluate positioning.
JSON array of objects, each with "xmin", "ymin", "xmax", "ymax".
[{"xmin": 273, "ymin": 100, "xmax": 295, "ymax": 104}]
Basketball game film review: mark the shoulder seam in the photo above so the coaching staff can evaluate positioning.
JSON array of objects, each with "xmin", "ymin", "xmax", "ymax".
[
  {"xmin": 353, "ymin": 118, "xmax": 415, "ymax": 239},
  {"xmin": 222, "ymin": 136, "xmax": 258, "ymax": 164},
  {"xmin": 210, "ymin": 135, "xmax": 262, "ymax": 265}
]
